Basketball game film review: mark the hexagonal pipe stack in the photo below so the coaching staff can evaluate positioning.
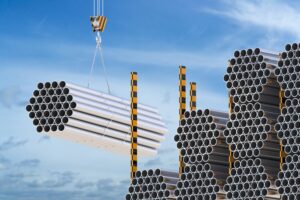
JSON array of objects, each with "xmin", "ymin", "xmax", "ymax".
[
  {"xmin": 125, "ymin": 169, "xmax": 178, "ymax": 200},
  {"xmin": 223, "ymin": 48, "xmax": 281, "ymax": 199},
  {"xmin": 174, "ymin": 109, "xmax": 229, "ymax": 200},
  {"xmin": 274, "ymin": 43, "xmax": 300, "ymax": 200}
]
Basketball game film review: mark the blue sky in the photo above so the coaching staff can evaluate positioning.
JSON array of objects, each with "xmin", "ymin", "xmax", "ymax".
[{"xmin": 0, "ymin": 0, "xmax": 299, "ymax": 199}]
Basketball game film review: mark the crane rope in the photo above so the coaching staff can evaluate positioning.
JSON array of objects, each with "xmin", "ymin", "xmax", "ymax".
[
  {"xmin": 102, "ymin": 0, "xmax": 104, "ymax": 15},
  {"xmin": 93, "ymin": 0, "xmax": 96, "ymax": 16},
  {"xmin": 88, "ymin": 0, "xmax": 111, "ymax": 94},
  {"xmin": 93, "ymin": 0, "xmax": 104, "ymax": 16}
]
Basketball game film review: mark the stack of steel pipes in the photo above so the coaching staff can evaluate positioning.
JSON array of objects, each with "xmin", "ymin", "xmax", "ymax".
[
  {"xmin": 174, "ymin": 109, "xmax": 229, "ymax": 200},
  {"xmin": 223, "ymin": 48, "xmax": 281, "ymax": 199},
  {"xmin": 25, "ymin": 81, "xmax": 167, "ymax": 156},
  {"xmin": 274, "ymin": 43, "xmax": 300, "ymax": 200},
  {"xmin": 125, "ymin": 169, "xmax": 178, "ymax": 200}
]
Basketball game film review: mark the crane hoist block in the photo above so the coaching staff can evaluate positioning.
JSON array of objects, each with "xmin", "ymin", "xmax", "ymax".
[{"xmin": 90, "ymin": 16, "xmax": 107, "ymax": 32}]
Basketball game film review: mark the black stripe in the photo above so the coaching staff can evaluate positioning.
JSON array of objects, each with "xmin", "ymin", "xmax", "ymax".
[
  {"xmin": 131, "ymin": 149, "xmax": 137, "ymax": 154},
  {"xmin": 132, "ymin": 126, "xmax": 137, "ymax": 132},
  {"xmin": 131, "ymin": 92, "xmax": 137, "ymax": 97},
  {"xmin": 132, "ymin": 138, "xmax": 137, "ymax": 143},
  {"xmin": 132, "ymin": 161, "xmax": 137, "ymax": 166},
  {"xmin": 131, "ymin": 80, "xmax": 138, "ymax": 86}
]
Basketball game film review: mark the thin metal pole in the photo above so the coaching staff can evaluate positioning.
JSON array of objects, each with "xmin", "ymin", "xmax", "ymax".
[
  {"xmin": 130, "ymin": 72, "xmax": 138, "ymax": 179},
  {"xmin": 228, "ymin": 61, "xmax": 234, "ymax": 175},
  {"xmin": 189, "ymin": 82, "xmax": 196, "ymax": 111},
  {"xmin": 228, "ymin": 94, "xmax": 234, "ymax": 175},
  {"xmin": 279, "ymin": 89, "xmax": 286, "ymax": 170},
  {"xmin": 179, "ymin": 66, "xmax": 186, "ymax": 176}
]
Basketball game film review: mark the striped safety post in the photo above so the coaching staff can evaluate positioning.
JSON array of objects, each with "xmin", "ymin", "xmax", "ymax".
[
  {"xmin": 227, "ymin": 61, "xmax": 234, "ymax": 175},
  {"xmin": 228, "ymin": 94, "xmax": 234, "ymax": 175},
  {"xmin": 279, "ymin": 89, "xmax": 286, "ymax": 170},
  {"xmin": 190, "ymin": 82, "xmax": 197, "ymax": 111},
  {"xmin": 130, "ymin": 72, "xmax": 138, "ymax": 179},
  {"xmin": 179, "ymin": 66, "xmax": 186, "ymax": 175}
]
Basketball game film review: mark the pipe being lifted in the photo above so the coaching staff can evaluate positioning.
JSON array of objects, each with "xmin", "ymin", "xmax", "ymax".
[
  {"xmin": 61, "ymin": 82, "xmax": 158, "ymax": 113},
  {"xmin": 26, "ymin": 81, "xmax": 167, "ymax": 157},
  {"xmin": 48, "ymin": 126, "xmax": 156, "ymax": 156}
]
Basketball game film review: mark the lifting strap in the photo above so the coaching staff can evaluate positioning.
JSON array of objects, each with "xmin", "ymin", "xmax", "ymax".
[{"xmin": 88, "ymin": 32, "xmax": 111, "ymax": 94}]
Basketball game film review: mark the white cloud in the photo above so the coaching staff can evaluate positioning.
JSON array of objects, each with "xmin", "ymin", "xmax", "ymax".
[
  {"xmin": 0, "ymin": 137, "xmax": 28, "ymax": 151},
  {"xmin": 0, "ymin": 36, "xmax": 229, "ymax": 70},
  {"xmin": 204, "ymin": 0, "xmax": 300, "ymax": 39},
  {"xmin": 104, "ymin": 47, "xmax": 228, "ymax": 69}
]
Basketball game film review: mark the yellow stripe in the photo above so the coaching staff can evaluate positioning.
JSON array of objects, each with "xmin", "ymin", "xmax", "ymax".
[
  {"xmin": 132, "ymin": 86, "xmax": 138, "ymax": 92},
  {"xmin": 179, "ymin": 66, "xmax": 186, "ymax": 74},
  {"xmin": 180, "ymin": 80, "xmax": 186, "ymax": 85},
  {"xmin": 132, "ymin": 110, "xmax": 137, "ymax": 115},
  {"xmin": 102, "ymin": 18, "xmax": 107, "ymax": 31},
  {"xmin": 99, "ymin": 16, "xmax": 104, "ymax": 31},
  {"xmin": 99, "ymin": 16, "xmax": 107, "ymax": 32}
]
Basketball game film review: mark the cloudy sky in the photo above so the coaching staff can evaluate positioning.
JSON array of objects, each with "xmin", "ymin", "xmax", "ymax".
[{"xmin": 0, "ymin": 0, "xmax": 298, "ymax": 199}]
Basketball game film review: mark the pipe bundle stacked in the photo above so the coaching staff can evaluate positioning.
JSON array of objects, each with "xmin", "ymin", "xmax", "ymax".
[
  {"xmin": 274, "ymin": 43, "xmax": 300, "ymax": 200},
  {"xmin": 223, "ymin": 48, "xmax": 281, "ymax": 199},
  {"xmin": 26, "ymin": 81, "xmax": 167, "ymax": 156},
  {"xmin": 125, "ymin": 169, "xmax": 178, "ymax": 200},
  {"xmin": 174, "ymin": 109, "xmax": 229, "ymax": 200}
]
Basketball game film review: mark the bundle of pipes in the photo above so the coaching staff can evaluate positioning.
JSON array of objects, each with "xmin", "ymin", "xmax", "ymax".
[
  {"xmin": 223, "ymin": 103, "xmax": 280, "ymax": 162},
  {"xmin": 174, "ymin": 109, "xmax": 229, "ymax": 200},
  {"xmin": 224, "ymin": 48, "xmax": 280, "ymax": 107},
  {"xmin": 26, "ymin": 81, "xmax": 167, "ymax": 156},
  {"xmin": 275, "ymin": 155, "xmax": 300, "ymax": 200},
  {"xmin": 224, "ymin": 159, "xmax": 279, "ymax": 200},
  {"xmin": 125, "ymin": 169, "xmax": 178, "ymax": 200},
  {"xmin": 274, "ymin": 43, "xmax": 300, "ymax": 154},
  {"xmin": 275, "ymin": 100, "xmax": 300, "ymax": 154},
  {"xmin": 275, "ymin": 43, "xmax": 300, "ymax": 99},
  {"xmin": 274, "ymin": 43, "xmax": 300, "ymax": 200},
  {"xmin": 174, "ymin": 163, "xmax": 226, "ymax": 200},
  {"xmin": 223, "ymin": 48, "xmax": 281, "ymax": 199}
]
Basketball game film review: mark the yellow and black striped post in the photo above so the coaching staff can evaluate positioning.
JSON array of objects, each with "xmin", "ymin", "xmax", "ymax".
[
  {"xmin": 228, "ymin": 95, "xmax": 234, "ymax": 175},
  {"xmin": 130, "ymin": 72, "xmax": 138, "ymax": 179},
  {"xmin": 179, "ymin": 65, "xmax": 186, "ymax": 175},
  {"xmin": 190, "ymin": 82, "xmax": 197, "ymax": 111},
  {"xmin": 227, "ymin": 61, "xmax": 234, "ymax": 175},
  {"xmin": 279, "ymin": 89, "xmax": 286, "ymax": 170}
]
